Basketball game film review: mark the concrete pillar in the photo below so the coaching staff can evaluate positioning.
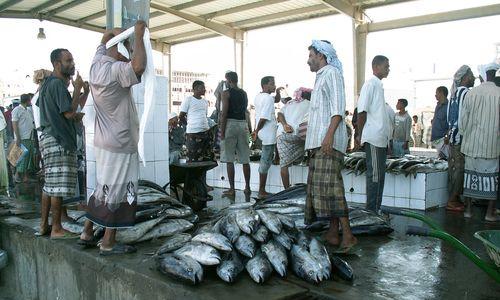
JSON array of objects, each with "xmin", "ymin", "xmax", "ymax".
[
  {"xmin": 352, "ymin": 9, "xmax": 366, "ymax": 105},
  {"xmin": 106, "ymin": 0, "xmax": 150, "ymax": 29},
  {"xmin": 234, "ymin": 31, "xmax": 245, "ymax": 88}
]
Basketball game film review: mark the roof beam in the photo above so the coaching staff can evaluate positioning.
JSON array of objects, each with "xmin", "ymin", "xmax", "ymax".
[
  {"xmin": 232, "ymin": 4, "xmax": 329, "ymax": 28},
  {"xmin": 203, "ymin": 0, "xmax": 290, "ymax": 19},
  {"xmin": 78, "ymin": 10, "xmax": 164, "ymax": 23},
  {"xmin": 151, "ymin": 0, "xmax": 290, "ymax": 33},
  {"xmin": 168, "ymin": 0, "xmax": 217, "ymax": 11},
  {"xmin": 321, "ymin": 0, "xmax": 356, "ymax": 19},
  {"xmin": 364, "ymin": 3, "xmax": 500, "ymax": 32},
  {"xmin": 159, "ymin": 29, "xmax": 211, "ymax": 43},
  {"xmin": 0, "ymin": 0, "xmax": 23, "ymax": 13},
  {"xmin": 151, "ymin": 2, "xmax": 242, "ymax": 40},
  {"xmin": 30, "ymin": 0, "xmax": 65, "ymax": 14},
  {"xmin": 45, "ymin": 0, "xmax": 92, "ymax": 18}
]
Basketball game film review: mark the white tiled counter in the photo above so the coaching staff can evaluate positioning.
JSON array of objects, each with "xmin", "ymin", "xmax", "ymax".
[{"xmin": 207, "ymin": 162, "xmax": 448, "ymax": 210}]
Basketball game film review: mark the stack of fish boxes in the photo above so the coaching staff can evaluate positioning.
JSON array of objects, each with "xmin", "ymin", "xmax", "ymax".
[{"xmin": 343, "ymin": 170, "xmax": 448, "ymax": 210}]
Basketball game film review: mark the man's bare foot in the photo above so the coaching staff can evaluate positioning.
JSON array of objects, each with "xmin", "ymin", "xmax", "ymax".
[
  {"xmin": 35, "ymin": 224, "xmax": 51, "ymax": 236},
  {"xmin": 258, "ymin": 191, "xmax": 271, "ymax": 199},
  {"xmin": 222, "ymin": 189, "xmax": 235, "ymax": 197},
  {"xmin": 50, "ymin": 228, "xmax": 78, "ymax": 239},
  {"xmin": 322, "ymin": 232, "xmax": 340, "ymax": 246},
  {"xmin": 485, "ymin": 215, "xmax": 498, "ymax": 222},
  {"xmin": 340, "ymin": 236, "xmax": 358, "ymax": 251}
]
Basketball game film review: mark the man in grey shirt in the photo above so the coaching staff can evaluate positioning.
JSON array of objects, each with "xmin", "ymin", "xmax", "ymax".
[
  {"xmin": 431, "ymin": 86, "xmax": 449, "ymax": 158},
  {"xmin": 392, "ymin": 98, "xmax": 412, "ymax": 157}
]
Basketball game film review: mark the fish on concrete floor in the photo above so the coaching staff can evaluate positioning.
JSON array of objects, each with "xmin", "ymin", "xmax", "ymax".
[
  {"xmin": 246, "ymin": 251, "xmax": 273, "ymax": 284},
  {"xmin": 136, "ymin": 219, "xmax": 193, "ymax": 243},
  {"xmin": 192, "ymin": 232, "xmax": 232, "ymax": 252},
  {"xmin": 235, "ymin": 234, "xmax": 257, "ymax": 258},
  {"xmin": 331, "ymin": 256, "xmax": 354, "ymax": 282},
  {"xmin": 290, "ymin": 244, "xmax": 323, "ymax": 284},
  {"xmin": 256, "ymin": 209, "xmax": 282, "ymax": 234},
  {"xmin": 235, "ymin": 209, "xmax": 260, "ymax": 234},
  {"xmin": 261, "ymin": 240, "xmax": 288, "ymax": 277},
  {"xmin": 216, "ymin": 251, "xmax": 245, "ymax": 283},
  {"xmin": 174, "ymin": 242, "xmax": 221, "ymax": 266},
  {"xmin": 158, "ymin": 254, "xmax": 203, "ymax": 285}
]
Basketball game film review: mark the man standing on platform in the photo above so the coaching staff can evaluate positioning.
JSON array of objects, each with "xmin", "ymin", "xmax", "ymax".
[
  {"xmin": 219, "ymin": 72, "xmax": 251, "ymax": 197},
  {"xmin": 356, "ymin": 55, "xmax": 392, "ymax": 214},
  {"xmin": 459, "ymin": 64, "xmax": 499, "ymax": 222},
  {"xmin": 253, "ymin": 76, "xmax": 281, "ymax": 199},
  {"xmin": 431, "ymin": 86, "xmax": 449, "ymax": 158},
  {"xmin": 445, "ymin": 65, "xmax": 475, "ymax": 212},
  {"xmin": 305, "ymin": 40, "xmax": 356, "ymax": 251},
  {"xmin": 12, "ymin": 93, "xmax": 36, "ymax": 183},
  {"xmin": 179, "ymin": 80, "xmax": 213, "ymax": 162},
  {"xmin": 36, "ymin": 48, "xmax": 84, "ymax": 238},
  {"xmin": 79, "ymin": 21, "xmax": 147, "ymax": 255},
  {"xmin": 392, "ymin": 98, "xmax": 412, "ymax": 157}
]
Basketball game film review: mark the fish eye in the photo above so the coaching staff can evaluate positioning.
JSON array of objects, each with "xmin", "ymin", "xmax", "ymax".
[{"xmin": 187, "ymin": 268, "xmax": 193, "ymax": 272}]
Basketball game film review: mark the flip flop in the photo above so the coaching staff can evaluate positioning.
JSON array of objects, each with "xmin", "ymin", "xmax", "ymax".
[
  {"xmin": 35, "ymin": 225, "xmax": 52, "ymax": 237},
  {"xmin": 99, "ymin": 244, "xmax": 137, "ymax": 256},
  {"xmin": 77, "ymin": 236, "xmax": 99, "ymax": 248},
  {"xmin": 50, "ymin": 232, "xmax": 79, "ymax": 240},
  {"xmin": 446, "ymin": 205, "xmax": 465, "ymax": 212}
]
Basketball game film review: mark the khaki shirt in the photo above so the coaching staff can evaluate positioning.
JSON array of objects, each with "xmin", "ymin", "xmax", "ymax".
[{"xmin": 89, "ymin": 44, "xmax": 140, "ymax": 154}]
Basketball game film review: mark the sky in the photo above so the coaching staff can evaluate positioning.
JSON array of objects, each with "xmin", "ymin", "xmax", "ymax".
[{"xmin": 0, "ymin": 0, "xmax": 499, "ymax": 113}]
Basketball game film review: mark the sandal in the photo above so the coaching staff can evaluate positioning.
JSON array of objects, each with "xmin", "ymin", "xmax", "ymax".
[
  {"xmin": 77, "ymin": 236, "xmax": 99, "ymax": 248},
  {"xmin": 99, "ymin": 244, "xmax": 137, "ymax": 256}
]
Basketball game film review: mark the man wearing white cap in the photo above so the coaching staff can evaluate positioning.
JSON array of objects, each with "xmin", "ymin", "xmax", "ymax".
[
  {"xmin": 79, "ymin": 21, "xmax": 147, "ymax": 254},
  {"xmin": 459, "ymin": 63, "xmax": 500, "ymax": 222}
]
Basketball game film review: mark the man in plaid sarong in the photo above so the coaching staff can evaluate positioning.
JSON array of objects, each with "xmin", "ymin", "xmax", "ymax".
[{"xmin": 305, "ymin": 40, "xmax": 357, "ymax": 251}]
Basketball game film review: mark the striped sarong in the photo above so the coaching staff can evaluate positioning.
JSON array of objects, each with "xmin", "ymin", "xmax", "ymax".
[
  {"xmin": 40, "ymin": 134, "xmax": 77, "ymax": 198},
  {"xmin": 305, "ymin": 148, "xmax": 348, "ymax": 225},
  {"xmin": 463, "ymin": 156, "xmax": 498, "ymax": 200},
  {"xmin": 276, "ymin": 133, "xmax": 305, "ymax": 167}
]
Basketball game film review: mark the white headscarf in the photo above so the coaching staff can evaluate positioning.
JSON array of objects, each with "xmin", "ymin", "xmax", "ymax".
[
  {"xmin": 310, "ymin": 40, "xmax": 343, "ymax": 74},
  {"xmin": 450, "ymin": 65, "xmax": 471, "ymax": 98},
  {"xmin": 477, "ymin": 62, "xmax": 500, "ymax": 81}
]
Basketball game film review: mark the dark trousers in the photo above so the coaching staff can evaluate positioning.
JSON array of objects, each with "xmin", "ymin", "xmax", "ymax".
[{"xmin": 365, "ymin": 143, "xmax": 387, "ymax": 213}]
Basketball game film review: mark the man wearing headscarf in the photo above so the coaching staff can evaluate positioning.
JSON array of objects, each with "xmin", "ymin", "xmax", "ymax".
[
  {"xmin": 459, "ymin": 63, "xmax": 500, "ymax": 222},
  {"xmin": 168, "ymin": 112, "xmax": 185, "ymax": 164},
  {"xmin": 305, "ymin": 40, "xmax": 356, "ymax": 251},
  {"xmin": 445, "ymin": 65, "xmax": 475, "ymax": 212}
]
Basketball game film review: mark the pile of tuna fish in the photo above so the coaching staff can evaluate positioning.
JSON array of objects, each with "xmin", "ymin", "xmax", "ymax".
[
  {"xmin": 157, "ymin": 204, "xmax": 353, "ymax": 285},
  {"xmin": 115, "ymin": 180, "xmax": 197, "ymax": 243},
  {"xmin": 253, "ymin": 184, "xmax": 394, "ymax": 236},
  {"xmin": 344, "ymin": 152, "xmax": 448, "ymax": 177}
]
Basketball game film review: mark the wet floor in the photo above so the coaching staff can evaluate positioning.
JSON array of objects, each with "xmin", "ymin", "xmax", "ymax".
[{"xmin": 1, "ymin": 184, "xmax": 499, "ymax": 299}]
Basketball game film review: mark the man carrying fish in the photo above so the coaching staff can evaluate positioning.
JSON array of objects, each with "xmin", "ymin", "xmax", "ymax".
[
  {"xmin": 355, "ymin": 55, "xmax": 392, "ymax": 214},
  {"xmin": 305, "ymin": 40, "xmax": 357, "ymax": 250},
  {"xmin": 79, "ymin": 21, "xmax": 147, "ymax": 255}
]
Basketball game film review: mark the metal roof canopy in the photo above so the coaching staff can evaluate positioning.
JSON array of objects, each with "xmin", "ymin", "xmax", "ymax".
[{"xmin": 1, "ymin": 0, "xmax": 499, "ymax": 96}]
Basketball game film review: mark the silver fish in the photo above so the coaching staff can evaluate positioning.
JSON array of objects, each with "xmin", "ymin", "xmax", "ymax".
[
  {"xmin": 290, "ymin": 245, "xmax": 322, "ymax": 284},
  {"xmin": 256, "ymin": 209, "xmax": 282, "ymax": 234},
  {"xmin": 276, "ymin": 213, "xmax": 295, "ymax": 230},
  {"xmin": 263, "ymin": 206, "xmax": 303, "ymax": 215},
  {"xmin": 155, "ymin": 233, "xmax": 192, "ymax": 255},
  {"xmin": 235, "ymin": 234, "xmax": 256, "ymax": 258},
  {"xmin": 296, "ymin": 231, "xmax": 311, "ymax": 249},
  {"xmin": 163, "ymin": 206, "xmax": 193, "ymax": 218},
  {"xmin": 220, "ymin": 214, "xmax": 241, "ymax": 243},
  {"xmin": 62, "ymin": 222, "xmax": 84, "ymax": 234},
  {"xmin": 261, "ymin": 240, "xmax": 288, "ymax": 277},
  {"xmin": 159, "ymin": 254, "xmax": 203, "ymax": 285},
  {"xmin": 309, "ymin": 238, "xmax": 331, "ymax": 280},
  {"xmin": 273, "ymin": 231, "xmax": 294, "ymax": 250},
  {"xmin": 137, "ymin": 219, "xmax": 193, "ymax": 242},
  {"xmin": 192, "ymin": 232, "xmax": 232, "ymax": 252},
  {"xmin": 116, "ymin": 216, "xmax": 166, "ymax": 244},
  {"xmin": 216, "ymin": 251, "xmax": 244, "ymax": 283},
  {"xmin": 174, "ymin": 242, "xmax": 221, "ymax": 265},
  {"xmin": 246, "ymin": 251, "xmax": 273, "ymax": 283},
  {"xmin": 235, "ymin": 209, "xmax": 260, "ymax": 234},
  {"xmin": 251, "ymin": 225, "xmax": 269, "ymax": 243}
]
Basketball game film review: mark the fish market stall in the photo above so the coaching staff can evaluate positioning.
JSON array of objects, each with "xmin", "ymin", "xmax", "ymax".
[{"xmin": 206, "ymin": 154, "xmax": 449, "ymax": 211}]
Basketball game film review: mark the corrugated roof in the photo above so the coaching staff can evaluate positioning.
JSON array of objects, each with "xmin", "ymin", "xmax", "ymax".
[{"xmin": 1, "ymin": 0, "xmax": 490, "ymax": 46}]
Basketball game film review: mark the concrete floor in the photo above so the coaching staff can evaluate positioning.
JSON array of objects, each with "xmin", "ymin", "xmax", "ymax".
[{"xmin": 0, "ymin": 183, "xmax": 499, "ymax": 299}]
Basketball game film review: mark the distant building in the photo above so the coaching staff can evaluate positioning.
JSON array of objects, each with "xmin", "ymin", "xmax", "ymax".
[{"xmin": 170, "ymin": 70, "xmax": 215, "ymax": 114}]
